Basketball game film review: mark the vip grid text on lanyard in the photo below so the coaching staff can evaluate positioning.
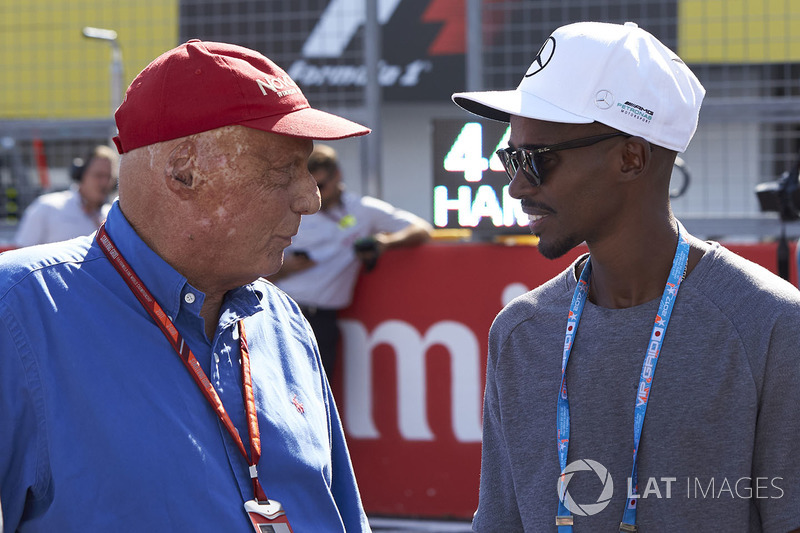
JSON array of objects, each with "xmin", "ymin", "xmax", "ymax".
[
  {"xmin": 555, "ymin": 223, "xmax": 690, "ymax": 533},
  {"xmin": 96, "ymin": 224, "xmax": 270, "ymax": 504}
]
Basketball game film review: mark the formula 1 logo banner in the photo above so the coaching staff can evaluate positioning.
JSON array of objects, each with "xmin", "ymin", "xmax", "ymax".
[{"xmin": 289, "ymin": 0, "xmax": 466, "ymax": 102}]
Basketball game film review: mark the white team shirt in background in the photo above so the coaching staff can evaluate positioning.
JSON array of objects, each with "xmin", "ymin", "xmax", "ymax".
[{"xmin": 276, "ymin": 191, "xmax": 419, "ymax": 309}]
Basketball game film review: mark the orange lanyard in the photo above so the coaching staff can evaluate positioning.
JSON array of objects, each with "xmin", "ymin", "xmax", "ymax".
[{"xmin": 97, "ymin": 224, "xmax": 268, "ymax": 502}]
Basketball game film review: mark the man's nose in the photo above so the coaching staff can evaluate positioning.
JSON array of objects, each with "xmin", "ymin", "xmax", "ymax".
[
  {"xmin": 292, "ymin": 174, "xmax": 321, "ymax": 215},
  {"xmin": 508, "ymin": 169, "xmax": 538, "ymax": 199}
]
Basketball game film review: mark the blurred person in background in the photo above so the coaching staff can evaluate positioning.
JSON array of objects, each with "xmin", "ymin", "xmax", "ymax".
[
  {"xmin": 14, "ymin": 144, "xmax": 117, "ymax": 247},
  {"xmin": 0, "ymin": 40, "xmax": 372, "ymax": 532},
  {"xmin": 270, "ymin": 143, "xmax": 432, "ymax": 379}
]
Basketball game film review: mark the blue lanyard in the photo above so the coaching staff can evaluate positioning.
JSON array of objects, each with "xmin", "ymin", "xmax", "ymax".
[{"xmin": 556, "ymin": 223, "xmax": 690, "ymax": 533}]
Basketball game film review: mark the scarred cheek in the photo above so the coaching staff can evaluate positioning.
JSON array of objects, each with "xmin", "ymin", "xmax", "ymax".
[
  {"xmin": 147, "ymin": 145, "xmax": 159, "ymax": 169},
  {"xmin": 197, "ymin": 155, "xmax": 231, "ymax": 183},
  {"xmin": 195, "ymin": 137, "xmax": 242, "ymax": 183},
  {"xmin": 210, "ymin": 201, "xmax": 245, "ymax": 226}
]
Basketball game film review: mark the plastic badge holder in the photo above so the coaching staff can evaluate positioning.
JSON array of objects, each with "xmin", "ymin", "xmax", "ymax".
[{"xmin": 244, "ymin": 499, "xmax": 294, "ymax": 533}]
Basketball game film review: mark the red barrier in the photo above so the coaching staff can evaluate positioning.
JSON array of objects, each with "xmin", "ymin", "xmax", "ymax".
[
  {"xmin": 334, "ymin": 241, "xmax": 797, "ymax": 519},
  {"xmin": 32, "ymin": 138, "xmax": 51, "ymax": 190}
]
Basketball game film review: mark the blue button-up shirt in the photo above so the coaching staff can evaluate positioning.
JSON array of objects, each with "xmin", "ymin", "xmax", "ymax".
[{"xmin": 0, "ymin": 202, "xmax": 370, "ymax": 532}]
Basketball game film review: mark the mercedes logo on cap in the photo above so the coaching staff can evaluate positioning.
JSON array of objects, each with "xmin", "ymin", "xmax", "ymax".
[
  {"xmin": 594, "ymin": 90, "xmax": 615, "ymax": 110},
  {"xmin": 525, "ymin": 36, "xmax": 556, "ymax": 77}
]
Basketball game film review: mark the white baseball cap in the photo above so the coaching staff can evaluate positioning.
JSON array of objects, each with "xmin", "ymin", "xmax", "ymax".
[{"xmin": 452, "ymin": 21, "xmax": 705, "ymax": 153}]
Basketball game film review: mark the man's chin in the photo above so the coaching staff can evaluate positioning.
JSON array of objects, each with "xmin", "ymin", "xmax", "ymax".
[{"xmin": 535, "ymin": 236, "xmax": 578, "ymax": 260}]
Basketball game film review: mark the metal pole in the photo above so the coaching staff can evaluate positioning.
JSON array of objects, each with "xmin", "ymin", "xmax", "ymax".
[
  {"xmin": 82, "ymin": 27, "xmax": 123, "ymax": 135},
  {"xmin": 466, "ymin": 0, "xmax": 483, "ymax": 91},
  {"xmin": 110, "ymin": 42, "xmax": 124, "ymax": 113},
  {"xmin": 363, "ymin": 0, "xmax": 382, "ymax": 198}
]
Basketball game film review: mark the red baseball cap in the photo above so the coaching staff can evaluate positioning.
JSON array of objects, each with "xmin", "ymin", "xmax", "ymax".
[{"xmin": 113, "ymin": 40, "xmax": 370, "ymax": 153}]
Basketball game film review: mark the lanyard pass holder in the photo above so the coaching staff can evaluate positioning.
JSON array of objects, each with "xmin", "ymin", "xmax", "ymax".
[
  {"xmin": 244, "ymin": 499, "xmax": 294, "ymax": 533},
  {"xmin": 619, "ymin": 522, "xmax": 638, "ymax": 532},
  {"xmin": 245, "ymin": 465, "xmax": 294, "ymax": 532}
]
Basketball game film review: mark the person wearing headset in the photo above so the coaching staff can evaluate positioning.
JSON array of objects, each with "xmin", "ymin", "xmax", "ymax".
[{"xmin": 14, "ymin": 144, "xmax": 117, "ymax": 247}]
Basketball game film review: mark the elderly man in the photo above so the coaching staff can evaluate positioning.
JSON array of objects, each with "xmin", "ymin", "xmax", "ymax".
[
  {"xmin": 453, "ymin": 22, "xmax": 800, "ymax": 532},
  {"xmin": 0, "ymin": 40, "xmax": 371, "ymax": 532}
]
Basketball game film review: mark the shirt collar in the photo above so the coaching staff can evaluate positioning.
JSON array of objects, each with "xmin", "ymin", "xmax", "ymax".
[
  {"xmin": 102, "ymin": 201, "xmax": 194, "ymax": 321},
  {"xmin": 219, "ymin": 284, "xmax": 266, "ymax": 329}
]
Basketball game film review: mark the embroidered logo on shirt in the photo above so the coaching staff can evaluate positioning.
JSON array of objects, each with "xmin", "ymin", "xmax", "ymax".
[{"xmin": 291, "ymin": 395, "xmax": 305, "ymax": 414}]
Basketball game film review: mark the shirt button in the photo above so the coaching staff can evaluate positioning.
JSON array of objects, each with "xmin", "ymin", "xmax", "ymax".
[
  {"xmin": 184, "ymin": 293, "xmax": 196, "ymax": 304},
  {"xmin": 214, "ymin": 353, "xmax": 220, "ymax": 363}
]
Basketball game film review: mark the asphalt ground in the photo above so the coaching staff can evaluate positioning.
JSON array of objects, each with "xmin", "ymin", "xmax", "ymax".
[{"xmin": 369, "ymin": 517, "xmax": 473, "ymax": 532}]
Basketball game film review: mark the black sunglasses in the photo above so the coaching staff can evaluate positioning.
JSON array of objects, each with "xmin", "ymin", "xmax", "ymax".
[{"xmin": 495, "ymin": 132, "xmax": 631, "ymax": 187}]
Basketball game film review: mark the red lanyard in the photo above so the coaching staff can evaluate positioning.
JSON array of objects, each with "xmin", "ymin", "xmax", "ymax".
[{"xmin": 96, "ymin": 224, "xmax": 268, "ymax": 503}]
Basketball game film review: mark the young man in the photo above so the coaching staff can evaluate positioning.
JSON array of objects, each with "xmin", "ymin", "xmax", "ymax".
[
  {"xmin": 1, "ymin": 40, "xmax": 372, "ymax": 532},
  {"xmin": 452, "ymin": 21, "xmax": 800, "ymax": 532}
]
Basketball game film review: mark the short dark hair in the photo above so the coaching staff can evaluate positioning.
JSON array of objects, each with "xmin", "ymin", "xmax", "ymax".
[
  {"xmin": 71, "ymin": 145, "xmax": 119, "ymax": 182},
  {"xmin": 308, "ymin": 144, "xmax": 339, "ymax": 175}
]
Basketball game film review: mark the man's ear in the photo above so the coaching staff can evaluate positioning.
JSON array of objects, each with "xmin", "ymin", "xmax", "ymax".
[
  {"xmin": 164, "ymin": 140, "xmax": 196, "ymax": 198},
  {"xmin": 619, "ymin": 136, "xmax": 651, "ymax": 181}
]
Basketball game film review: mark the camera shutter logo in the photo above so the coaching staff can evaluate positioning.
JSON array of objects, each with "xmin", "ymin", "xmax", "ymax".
[{"xmin": 557, "ymin": 459, "xmax": 614, "ymax": 516}]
